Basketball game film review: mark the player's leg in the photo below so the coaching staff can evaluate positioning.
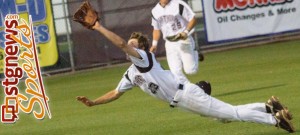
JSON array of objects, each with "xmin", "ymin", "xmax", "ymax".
[
  {"xmin": 165, "ymin": 41, "xmax": 189, "ymax": 84},
  {"xmin": 193, "ymin": 35, "xmax": 205, "ymax": 62},
  {"xmin": 236, "ymin": 96, "xmax": 292, "ymax": 120},
  {"xmin": 174, "ymin": 84, "xmax": 295, "ymax": 132},
  {"xmin": 235, "ymin": 103, "xmax": 267, "ymax": 113},
  {"xmin": 217, "ymin": 102, "xmax": 285, "ymax": 124},
  {"xmin": 235, "ymin": 96, "xmax": 286, "ymax": 113},
  {"xmin": 214, "ymin": 103, "xmax": 266, "ymax": 123},
  {"xmin": 175, "ymin": 83, "xmax": 277, "ymax": 125},
  {"xmin": 179, "ymin": 36, "xmax": 199, "ymax": 75}
]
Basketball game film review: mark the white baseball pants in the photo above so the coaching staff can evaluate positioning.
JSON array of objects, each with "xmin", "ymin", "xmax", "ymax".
[
  {"xmin": 173, "ymin": 83, "xmax": 277, "ymax": 125},
  {"xmin": 165, "ymin": 36, "xmax": 199, "ymax": 84}
]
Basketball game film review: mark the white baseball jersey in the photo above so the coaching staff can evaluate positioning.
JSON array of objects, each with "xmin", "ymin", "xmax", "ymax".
[
  {"xmin": 116, "ymin": 49, "xmax": 277, "ymax": 126},
  {"xmin": 151, "ymin": 0, "xmax": 195, "ymax": 39},
  {"xmin": 116, "ymin": 49, "xmax": 180, "ymax": 102}
]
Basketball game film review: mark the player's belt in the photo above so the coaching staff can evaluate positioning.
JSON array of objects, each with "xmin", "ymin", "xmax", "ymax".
[
  {"xmin": 178, "ymin": 84, "xmax": 184, "ymax": 90},
  {"xmin": 170, "ymin": 84, "xmax": 184, "ymax": 108}
]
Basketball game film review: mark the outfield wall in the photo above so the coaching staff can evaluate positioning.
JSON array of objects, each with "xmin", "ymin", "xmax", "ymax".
[
  {"xmin": 201, "ymin": 0, "xmax": 300, "ymax": 43},
  {"xmin": 4, "ymin": 0, "xmax": 297, "ymax": 75}
]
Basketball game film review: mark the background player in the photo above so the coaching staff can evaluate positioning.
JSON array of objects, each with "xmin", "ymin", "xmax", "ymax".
[
  {"xmin": 74, "ymin": 18, "xmax": 295, "ymax": 133},
  {"xmin": 150, "ymin": 0, "xmax": 203, "ymax": 86}
]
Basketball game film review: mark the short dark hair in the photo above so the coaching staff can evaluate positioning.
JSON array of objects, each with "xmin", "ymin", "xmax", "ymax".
[{"xmin": 129, "ymin": 32, "xmax": 150, "ymax": 51}]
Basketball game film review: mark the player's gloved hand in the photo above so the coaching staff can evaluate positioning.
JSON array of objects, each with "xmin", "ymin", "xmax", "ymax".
[
  {"xmin": 77, "ymin": 96, "xmax": 95, "ymax": 107},
  {"xmin": 150, "ymin": 45, "xmax": 157, "ymax": 53},
  {"xmin": 179, "ymin": 31, "xmax": 188, "ymax": 40},
  {"xmin": 166, "ymin": 30, "xmax": 188, "ymax": 42},
  {"xmin": 73, "ymin": 0, "xmax": 100, "ymax": 30}
]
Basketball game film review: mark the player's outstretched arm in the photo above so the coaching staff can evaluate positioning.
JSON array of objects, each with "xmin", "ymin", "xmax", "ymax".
[
  {"xmin": 76, "ymin": 89, "xmax": 124, "ymax": 107},
  {"xmin": 92, "ymin": 21, "xmax": 141, "ymax": 58},
  {"xmin": 72, "ymin": 1, "xmax": 140, "ymax": 58}
]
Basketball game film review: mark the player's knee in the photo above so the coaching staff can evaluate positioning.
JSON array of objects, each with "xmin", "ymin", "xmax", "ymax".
[
  {"xmin": 172, "ymin": 69, "xmax": 183, "ymax": 76},
  {"xmin": 185, "ymin": 68, "xmax": 198, "ymax": 75},
  {"xmin": 183, "ymin": 63, "xmax": 198, "ymax": 75}
]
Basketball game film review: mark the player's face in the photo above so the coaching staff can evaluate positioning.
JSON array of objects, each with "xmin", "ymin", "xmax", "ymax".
[
  {"xmin": 159, "ymin": 0, "xmax": 170, "ymax": 6},
  {"xmin": 127, "ymin": 38, "xmax": 139, "ymax": 49},
  {"xmin": 126, "ymin": 39, "xmax": 139, "ymax": 60}
]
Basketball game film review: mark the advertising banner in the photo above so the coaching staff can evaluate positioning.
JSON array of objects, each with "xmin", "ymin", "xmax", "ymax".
[
  {"xmin": 202, "ymin": 0, "xmax": 300, "ymax": 42},
  {"xmin": 0, "ymin": 0, "xmax": 58, "ymax": 72},
  {"xmin": 1, "ymin": 14, "xmax": 51, "ymax": 123}
]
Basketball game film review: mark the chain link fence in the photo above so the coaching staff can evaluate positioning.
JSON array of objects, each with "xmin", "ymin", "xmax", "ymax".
[{"xmin": 46, "ymin": 0, "xmax": 300, "ymax": 74}]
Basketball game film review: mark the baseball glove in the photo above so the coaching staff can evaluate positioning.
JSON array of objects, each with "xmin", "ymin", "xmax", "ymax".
[
  {"xmin": 166, "ymin": 32, "xmax": 187, "ymax": 42},
  {"xmin": 166, "ymin": 34, "xmax": 182, "ymax": 42},
  {"xmin": 73, "ymin": 0, "xmax": 99, "ymax": 30},
  {"xmin": 195, "ymin": 81, "xmax": 211, "ymax": 95}
]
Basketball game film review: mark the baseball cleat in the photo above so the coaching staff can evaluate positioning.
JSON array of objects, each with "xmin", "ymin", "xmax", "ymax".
[
  {"xmin": 275, "ymin": 109, "xmax": 295, "ymax": 133},
  {"xmin": 266, "ymin": 96, "xmax": 292, "ymax": 120},
  {"xmin": 199, "ymin": 53, "xmax": 204, "ymax": 62}
]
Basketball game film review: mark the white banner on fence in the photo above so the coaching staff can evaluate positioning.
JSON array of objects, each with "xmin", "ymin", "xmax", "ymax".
[{"xmin": 202, "ymin": 0, "xmax": 300, "ymax": 42}]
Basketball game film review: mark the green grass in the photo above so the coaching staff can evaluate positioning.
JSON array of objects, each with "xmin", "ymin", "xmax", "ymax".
[{"xmin": 1, "ymin": 40, "xmax": 300, "ymax": 135}]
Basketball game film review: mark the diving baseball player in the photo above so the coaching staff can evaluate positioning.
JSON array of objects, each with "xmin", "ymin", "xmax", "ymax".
[
  {"xmin": 150, "ymin": 0, "xmax": 200, "ymax": 86},
  {"xmin": 72, "ymin": 3, "xmax": 295, "ymax": 131}
]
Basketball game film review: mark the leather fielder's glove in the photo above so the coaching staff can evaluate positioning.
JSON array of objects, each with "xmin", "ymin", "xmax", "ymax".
[
  {"xmin": 166, "ymin": 32, "xmax": 188, "ymax": 42},
  {"xmin": 195, "ymin": 81, "xmax": 211, "ymax": 95},
  {"xmin": 73, "ymin": 0, "xmax": 99, "ymax": 30}
]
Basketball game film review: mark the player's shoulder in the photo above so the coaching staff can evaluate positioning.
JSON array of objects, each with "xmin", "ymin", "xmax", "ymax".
[
  {"xmin": 136, "ymin": 48, "xmax": 147, "ymax": 56},
  {"xmin": 170, "ymin": 0, "xmax": 183, "ymax": 5},
  {"xmin": 177, "ymin": 0, "xmax": 187, "ymax": 3},
  {"xmin": 151, "ymin": 3, "xmax": 160, "ymax": 12},
  {"xmin": 126, "ymin": 64, "xmax": 139, "ymax": 75},
  {"xmin": 176, "ymin": 0, "xmax": 189, "ymax": 7},
  {"xmin": 130, "ymin": 49, "xmax": 148, "ymax": 61},
  {"xmin": 127, "ymin": 64, "xmax": 136, "ymax": 72}
]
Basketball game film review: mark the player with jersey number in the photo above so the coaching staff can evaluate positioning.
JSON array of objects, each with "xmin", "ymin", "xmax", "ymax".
[
  {"xmin": 150, "ymin": 0, "xmax": 204, "ymax": 88},
  {"xmin": 72, "ymin": 2, "xmax": 295, "ymax": 132}
]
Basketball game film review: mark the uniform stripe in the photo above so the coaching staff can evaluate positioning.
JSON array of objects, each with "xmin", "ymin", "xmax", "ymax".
[
  {"xmin": 179, "ymin": 4, "xmax": 184, "ymax": 16},
  {"xmin": 135, "ymin": 52, "xmax": 153, "ymax": 73},
  {"xmin": 152, "ymin": 13, "xmax": 157, "ymax": 21},
  {"xmin": 124, "ymin": 70, "xmax": 131, "ymax": 83}
]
